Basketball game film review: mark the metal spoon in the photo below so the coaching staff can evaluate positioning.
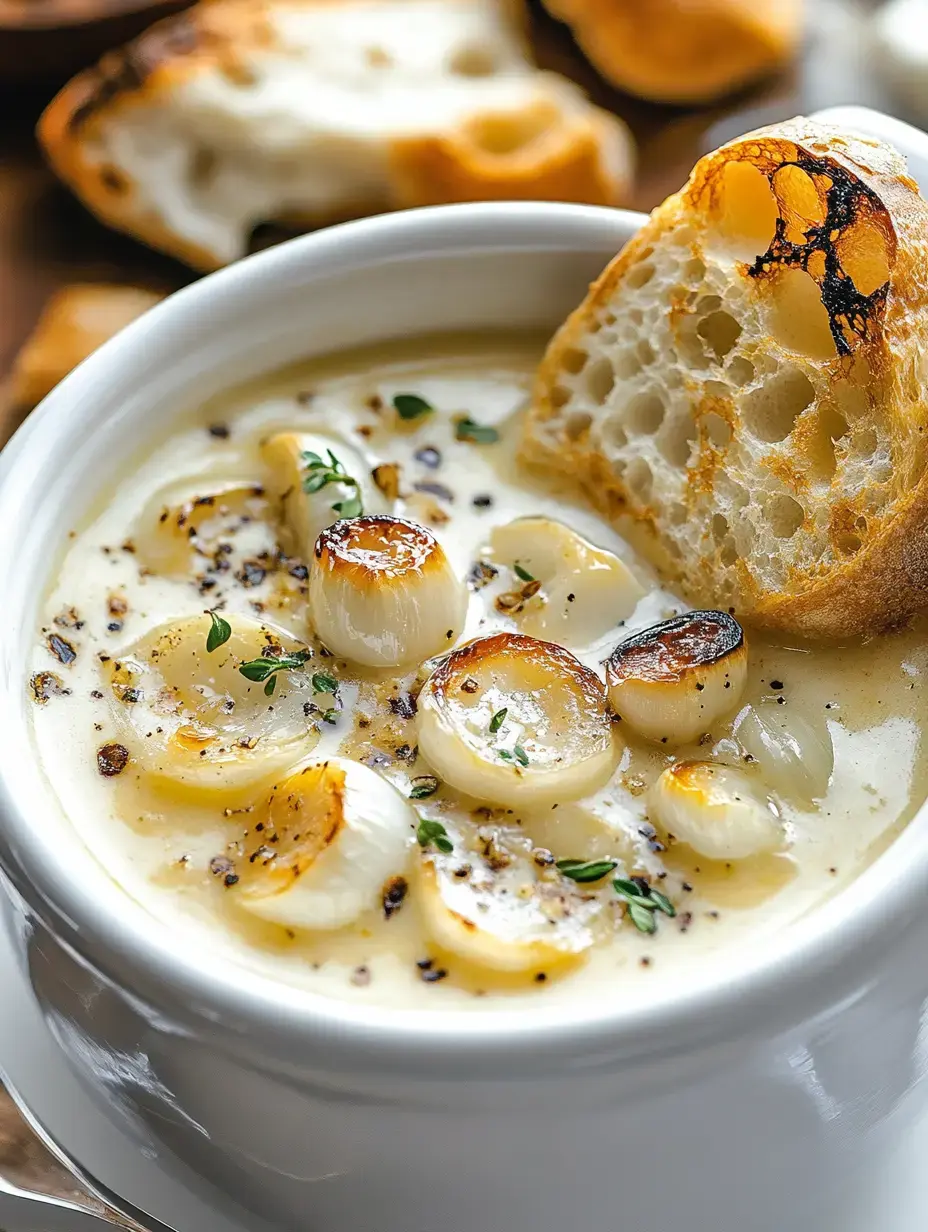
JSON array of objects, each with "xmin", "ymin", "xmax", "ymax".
[{"xmin": 0, "ymin": 1074, "xmax": 171, "ymax": 1232}]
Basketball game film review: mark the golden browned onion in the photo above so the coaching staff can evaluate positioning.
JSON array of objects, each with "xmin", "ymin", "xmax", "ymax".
[
  {"xmin": 415, "ymin": 853, "xmax": 600, "ymax": 973},
  {"xmin": 308, "ymin": 514, "xmax": 467, "ymax": 667},
  {"xmin": 103, "ymin": 613, "xmax": 318, "ymax": 799},
  {"xmin": 648, "ymin": 761, "xmax": 783, "ymax": 859},
  {"xmin": 416, "ymin": 631, "xmax": 618, "ymax": 807},
  {"xmin": 488, "ymin": 516, "xmax": 644, "ymax": 646},
  {"xmin": 134, "ymin": 479, "xmax": 269, "ymax": 578},
  {"xmin": 606, "ymin": 610, "xmax": 747, "ymax": 744},
  {"xmin": 238, "ymin": 758, "xmax": 414, "ymax": 930}
]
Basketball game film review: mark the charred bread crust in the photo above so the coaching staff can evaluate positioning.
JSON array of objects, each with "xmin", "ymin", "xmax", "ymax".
[{"xmin": 525, "ymin": 118, "xmax": 928, "ymax": 639}]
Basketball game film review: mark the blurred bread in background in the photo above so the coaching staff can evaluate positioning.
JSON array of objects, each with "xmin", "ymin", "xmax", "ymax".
[
  {"xmin": 38, "ymin": 0, "xmax": 635, "ymax": 271},
  {"xmin": 390, "ymin": 93, "xmax": 630, "ymax": 207},
  {"xmin": 11, "ymin": 284, "xmax": 164, "ymax": 410},
  {"xmin": 541, "ymin": 0, "xmax": 803, "ymax": 105}
]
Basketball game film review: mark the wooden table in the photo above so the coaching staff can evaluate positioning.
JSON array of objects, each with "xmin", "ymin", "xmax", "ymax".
[{"xmin": 0, "ymin": 0, "xmax": 909, "ymax": 1219}]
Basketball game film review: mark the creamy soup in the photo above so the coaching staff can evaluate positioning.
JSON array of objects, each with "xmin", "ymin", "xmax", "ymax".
[{"xmin": 29, "ymin": 334, "xmax": 928, "ymax": 1010}]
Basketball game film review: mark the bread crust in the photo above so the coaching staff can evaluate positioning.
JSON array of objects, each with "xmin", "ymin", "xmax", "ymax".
[
  {"xmin": 11, "ymin": 283, "xmax": 165, "ymax": 409},
  {"xmin": 38, "ymin": 0, "xmax": 633, "ymax": 270},
  {"xmin": 390, "ymin": 99, "xmax": 633, "ymax": 208},
  {"xmin": 38, "ymin": 4, "xmax": 252, "ymax": 270},
  {"xmin": 526, "ymin": 117, "xmax": 928, "ymax": 639},
  {"xmin": 541, "ymin": 0, "xmax": 802, "ymax": 105}
]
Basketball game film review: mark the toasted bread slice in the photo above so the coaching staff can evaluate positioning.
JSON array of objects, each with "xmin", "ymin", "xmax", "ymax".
[
  {"xmin": 38, "ymin": 0, "xmax": 634, "ymax": 271},
  {"xmin": 11, "ymin": 284, "xmax": 164, "ymax": 410},
  {"xmin": 525, "ymin": 117, "xmax": 928, "ymax": 639},
  {"xmin": 389, "ymin": 94, "xmax": 631, "ymax": 207},
  {"xmin": 542, "ymin": 0, "xmax": 802, "ymax": 105}
]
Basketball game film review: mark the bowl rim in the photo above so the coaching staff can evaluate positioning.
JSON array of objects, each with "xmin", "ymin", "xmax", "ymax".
[{"xmin": 2, "ymin": 198, "xmax": 927, "ymax": 1071}]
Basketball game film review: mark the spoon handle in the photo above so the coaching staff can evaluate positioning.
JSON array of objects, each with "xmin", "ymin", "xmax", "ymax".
[{"xmin": 0, "ymin": 1079, "xmax": 167, "ymax": 1231}]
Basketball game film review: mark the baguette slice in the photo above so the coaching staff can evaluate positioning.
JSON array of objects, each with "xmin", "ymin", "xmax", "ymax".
[
  {"xmin": 541, "ymin": 0, "xmax": 802, "ymax": 105},
  {"xmin": 38, "ymin": 0, "xmax": 634, "ymax": 271},
  {"xmin": 525, "ymin": 117, "xmax": 928, "ymax": 639},
  {"xmin": 11, "ymin": 284, "xmax": 165, "ymax": 410}
]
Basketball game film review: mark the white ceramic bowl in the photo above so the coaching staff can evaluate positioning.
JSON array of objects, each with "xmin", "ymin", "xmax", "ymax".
[{"xmin": 4, "ymin": 110, "xmax": 928, "ymax": 1232}]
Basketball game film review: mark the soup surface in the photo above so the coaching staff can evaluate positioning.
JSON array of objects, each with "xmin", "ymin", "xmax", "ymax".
[{"xmin": 29, "ymin": 334, "xmax": 928, "ymax": 1010}]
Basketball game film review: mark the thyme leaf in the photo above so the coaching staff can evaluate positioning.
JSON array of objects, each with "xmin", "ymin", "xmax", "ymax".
[
  {"xmin": 393, "ymin": 393, "xmax": 434, "ymax": 421},
  {"xmin": 332, "ymin": 491, "xmax": 363, "ymax": 518},
  {"xmin": 556, "ymin": 858, "xmax": 618, "ymax": 883},
  {"xmin": 417, "ymin": 817, "xmax": 453, "ymax": 853},
  {"xmin": 498, "ymin": 744, "xmax": 529, "ymax": 767},
  {"xmin": 455, "ymin": 417, "xmax": 500, "ymax": 444},
  {"xmin": 409, "ymin": 775, "xmax": 440, "ymax": 800},
  {"xmin": 205, "ymin": 610, "xmax": 231, "ymax": 653}
]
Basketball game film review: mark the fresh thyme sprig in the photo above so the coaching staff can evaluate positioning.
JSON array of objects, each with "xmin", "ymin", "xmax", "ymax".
[
  {"xmin": 556, "ymin": 861, "xmax": 676, "ymax": 933},
  {"xmin": 301, "ymin": 449, "xmax": 363, "ymax": 519},
  {"xmin": 612, "ymin": 877, "xmax": 676, "ymax": 935},
  {"xmin": 239, "ymin": 649, "xmax": 311, "ymax": 696}
]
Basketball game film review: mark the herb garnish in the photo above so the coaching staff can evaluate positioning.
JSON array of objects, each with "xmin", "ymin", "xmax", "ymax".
[
  {"xmin": 205, "ymin": 610, "xmax": 231, "ymax": 653},
  {"xmin": 311, "ymin": 671, "xmax": 339, "ymax": 695},
  {"xmin": 513, "ymin": 564, "xmax": 535, "ymax": 583},
  {"xmin": 556, "ymin": 858, "xmax": 618, "ymax": 883},
  {"xmin": 455, "ymin": 417, "xmax": 500, "ymax": 444},
  {"xmin": 393, "ymin": 393, "xmax": 434, "ymax": 421},
  {"xmin": 239, "ymin": 649, "xmax": 311, "ymax": 696},
  {"xmin": 489, "ymin": 707, "xmax": 508, "ymax": 734},
  {"xmin": 498, "ymin": 745, "xmax": 529, "ymax": 767},
  {"xmin": 613, "ymin": 877, "xmax": 677, "ymax": 934},
  {"xmin": 302, "ymin": 449, "xmax": 363, "ymax": 519},
  {"xmin": 409, "ymin": 775, "xmax": 440, "ymax": 800},
  {"xmin": 417, "ymin": 818, "xmax": 453, "ymax": 853}
]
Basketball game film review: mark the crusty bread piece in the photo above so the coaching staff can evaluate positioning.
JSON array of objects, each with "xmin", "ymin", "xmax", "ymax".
[
  {"xmin": 38, "ymin": 0, "xmax": 634, "ymax": 271},
  {"xmin": 11, "ymin": 284, "xmax": 164, "ymax": 410},
  {"xmin": 390, "ymin": 95, "xmax": 629, "ymax": 208},
  {"xmin": 525, "ymin": 117, "xmax": 928, "ymax": 639},
  {"xmin": 542, "ymin": 0, "xmax": 802, "ymax": 105}
]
